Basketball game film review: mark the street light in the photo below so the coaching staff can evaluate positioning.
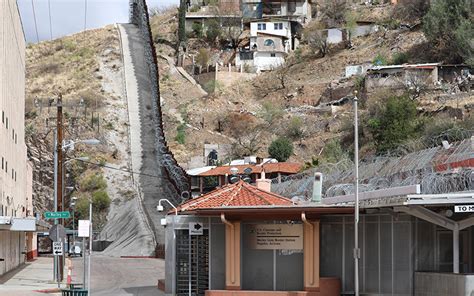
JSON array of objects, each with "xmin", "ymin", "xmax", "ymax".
[
  {"xmin": 353, "ymin": 92, "xmax": 360, "ymax": 296},
  {"xmin": 157, "ymin": 199, "xmax": 178, "ymax": 226},
  {"xmin": 53, "ymin": 137, "xmax": 98, "ymax": 285}
]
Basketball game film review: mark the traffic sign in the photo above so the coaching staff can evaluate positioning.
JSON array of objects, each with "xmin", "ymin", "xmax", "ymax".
[
  {"xmin": 78, "ymin": 220, "xmax": 90, "ymax": 237},
  {"xmin": 189, "ymin": 222, "xmax": 203, "ymax": 235},
  {"xmin": 53, "ymin": 242, "xmax": 63, "ymax": 256},
  {"xmin": 44, "ymin": 211, "xmax": 70, "ymax": 219},
  {"xmin": 455, "ymin": 205, "xmax": 474, "ymax": 213},
  {"xmin": 49, "ymin": 224, "xmax": 66, "ymax": 242}
]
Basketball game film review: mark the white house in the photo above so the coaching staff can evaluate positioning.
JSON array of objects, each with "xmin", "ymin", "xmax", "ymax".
[{"xmin": 237, "ymin": 20, "xmax": 297, "ymax": 72}]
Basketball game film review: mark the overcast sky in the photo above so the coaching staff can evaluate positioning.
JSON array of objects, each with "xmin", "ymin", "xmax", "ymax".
[{"xmin": 18, "ymin": 0, "xmax": 178, "ymax": 43}]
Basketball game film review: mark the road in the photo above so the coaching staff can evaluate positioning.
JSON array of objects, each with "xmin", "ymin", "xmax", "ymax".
[{"xmin": 71, "ymin": 254, "xmax": 165, "ymax": 295}]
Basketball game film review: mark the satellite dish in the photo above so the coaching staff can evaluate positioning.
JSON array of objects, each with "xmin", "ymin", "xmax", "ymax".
[
  {"xmin": 230, "ymin": 176, "xmax": 240, "ymax": 184},
  {"xmin": 243, "ymin": 167, "xmax": 252, "ymax": 175},
  {"xmin": 230, "ymin": 167, "xmax": 239, "ymax": 175},
  {"xmin": 242, "ymin": 177, "xmax": 252, "ymax": 183}
]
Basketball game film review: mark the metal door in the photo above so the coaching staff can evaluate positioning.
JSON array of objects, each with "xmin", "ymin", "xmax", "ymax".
[
  {"xmin": 436, "ymin": 230, "xmax": 470, "ymax": 272},
  {"xmin": 176, "ymin": 229, "xmax": 209, "ymax": 296}
]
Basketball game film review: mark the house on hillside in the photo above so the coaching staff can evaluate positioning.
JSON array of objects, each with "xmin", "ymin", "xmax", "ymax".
[
  {"xmin": 236, "ymin": 19, "xmax": 302, "ymax": 71},
  {"xmin": 188, "ymin": 160, "xmax": 302, "ymax": 196},
  {"xmin": 241, "ymin": 0, "xmax": 312, "ymax": 23}
]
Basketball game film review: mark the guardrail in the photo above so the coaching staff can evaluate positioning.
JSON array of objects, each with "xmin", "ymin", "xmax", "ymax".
[{"xmin": 129, "ymin": 0, "xmax": 190, "ymax": 204}]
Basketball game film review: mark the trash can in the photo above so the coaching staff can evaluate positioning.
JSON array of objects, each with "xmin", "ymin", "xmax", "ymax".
[{"xmin": 61, "ymin": 288, "xmax": 88, "ymax": 296}]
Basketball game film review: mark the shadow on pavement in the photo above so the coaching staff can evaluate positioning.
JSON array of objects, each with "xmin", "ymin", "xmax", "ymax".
[
  {"xmin": 0, "ymin": 263, "xmax": 29, "ymax": 284},
  {"xmin": 123, "ymin": 285, "xmax": 165, "ymax": 295}
]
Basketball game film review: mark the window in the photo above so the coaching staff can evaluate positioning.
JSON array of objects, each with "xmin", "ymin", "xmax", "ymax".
[
  {"xmin": 6, "ymin": 117, "xmax": 8, "ymax": 129},
  {"xmin": 15, "ymin": 133, "xmax": 17, "ymax": 144},
  {"xmin": 274, "ymin": 23, "xmax": 283, "ymax": 30},
  {"xmin": 12, "ymin": 129, "xmax": 14, "ymax": 140},
  {"xmin": 5, "ymin": 161, "xmax": 8, "ymax": 172},
  {"xmin": 264, "ymin": 39, "xmax": 275, "ymax": 47},
  {"xmin": 12, "ymin": 168, "xmax": 14, "ymax": 179},
  {"xmin": 271, "ymin": 53, "xmax": 276, "ymax": 57},
  {"xmin": 257, "ymin": 23, "xmax": 266, "ymax": 30},
  {"xmin": 14, "ymin": 171, "xmax": 16, "ymax": 182}
]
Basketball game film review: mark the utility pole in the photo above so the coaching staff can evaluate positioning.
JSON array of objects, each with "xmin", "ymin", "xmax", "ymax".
[
  {"xmin": 56, "ymin": 94, "xmax": 64, "ymax": 282},
  {"xmin": 353, "ymin": 94, "xmax": 360, "ymax": 296}
]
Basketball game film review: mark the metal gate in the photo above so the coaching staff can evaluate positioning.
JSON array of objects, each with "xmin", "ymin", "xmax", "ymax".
[{"xmin": 176, "ymin": 229, "xmax": 209, "ymax": 296}]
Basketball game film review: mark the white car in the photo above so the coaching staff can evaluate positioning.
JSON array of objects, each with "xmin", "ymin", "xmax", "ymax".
[{"xmin": 68, "ymin": 242, "xmax": 83, "ymax": 257}]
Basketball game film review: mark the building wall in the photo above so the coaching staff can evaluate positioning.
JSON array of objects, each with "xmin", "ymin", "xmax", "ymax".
[
  {"xmin": 0, "ymin": 0, "xmax": 30, "ymax": 276},
  {"xmin": 0, "ymin": 0, "xmax": 28, "ymax": 218},
  {"xmin": 254, "ymin": 52, "xmax": 285, "ymax": 71}
]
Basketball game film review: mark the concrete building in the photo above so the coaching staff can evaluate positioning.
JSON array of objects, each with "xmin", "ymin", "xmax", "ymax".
[{"xmin": 0, "ymin": 0, "xmax": 37, "ymax": 275}]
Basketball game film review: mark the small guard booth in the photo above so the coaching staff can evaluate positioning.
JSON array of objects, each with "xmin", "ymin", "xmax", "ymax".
[{"xmin": 164, "ymin": 180, "xmax": 352, "ymax": 296}]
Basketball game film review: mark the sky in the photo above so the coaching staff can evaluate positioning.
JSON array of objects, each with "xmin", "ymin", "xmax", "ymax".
[{"xmin": 18, "ymin": 0, "xmax": 179, "ymax": 43}]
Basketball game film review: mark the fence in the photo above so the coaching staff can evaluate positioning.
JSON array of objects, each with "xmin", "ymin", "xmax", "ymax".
[{"xmin": 129, "ymin": 0, "xmax": 190, "ymax": 204}]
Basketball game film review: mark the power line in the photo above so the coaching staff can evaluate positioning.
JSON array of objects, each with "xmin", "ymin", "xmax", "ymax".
[
  {"xmin": 31, "ymin": 0, "xmax": 40, "ymax": 43},
  {"xmin": 48, "ymin": 0, "xmax": 53, "ymax": 40},
  {"xmin": 83, "ymin": 0, "xmax": 88, "ymax": 32}
]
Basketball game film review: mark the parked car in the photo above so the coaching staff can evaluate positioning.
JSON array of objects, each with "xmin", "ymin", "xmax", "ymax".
[{"xmin": 68, "ymin": 242, "xmax": 83, "ymax": 257}]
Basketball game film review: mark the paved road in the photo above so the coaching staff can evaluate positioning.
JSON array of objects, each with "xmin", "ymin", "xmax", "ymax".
[{"xmin": 71, "ymin": 254, "xmax": 165, "ymax": 295}]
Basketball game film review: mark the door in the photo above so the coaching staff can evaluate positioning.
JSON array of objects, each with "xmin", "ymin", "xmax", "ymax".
[
  {"xmin": 436, "ymin": 230, "xmax": 470, "ymax": 272},
  {"xmin": 176, "ymin": 229, "xmax": 209, "ymax": 296}
]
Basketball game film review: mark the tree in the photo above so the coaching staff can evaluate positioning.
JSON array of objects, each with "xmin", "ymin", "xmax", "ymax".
[
  {"xmin": 423, "ymin": 0, "xmax": 473, "ymax": 64},
  {"xmin": 368, "ymin": 95, "xmax": 421, "ymax": 153},
  {"xmin": 206, "ymin": 19, "xmax": 221, "ymax": 44},
  {"xmin": 268, "ymin": 137, "xmax": 293, "ymax": 162},
  {"xmin": 320, "ymin": 0, "xmax": 347, "ymax": 27},
  {"xmin": 344, "ymin": 11, "xmax": 357, "ymax": 46},
  {"xmin": 196, "ymin": 48, "xmax": 210, "ymax": 69},
  {"xmin": 394, "ymin": 0, "xmax": 430, "ymax": 21},
  {"xmin": 258, "ymin": 101, "xmax": 284, "ymax": 126},
  {"xmin": 303, "ymin": 22, "xmax": 329, "ymax": 57},
  {"xmin": 285, "ymin": 116, "xmax": 304, "ymax": 140},
  {"xmin": 177, "ymin": 0, "xmax": 187, "ymax": 47}
]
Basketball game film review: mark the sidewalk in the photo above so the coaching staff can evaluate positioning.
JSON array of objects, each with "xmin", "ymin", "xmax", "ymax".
[{"xmin": 0, "ymin": 257, "xmax": 63, "ymax": 295}]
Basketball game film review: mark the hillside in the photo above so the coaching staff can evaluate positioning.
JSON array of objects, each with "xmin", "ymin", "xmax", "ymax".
[{"xmin": 148, "ymin": 5, "xmax": 473, "ymax": 168}]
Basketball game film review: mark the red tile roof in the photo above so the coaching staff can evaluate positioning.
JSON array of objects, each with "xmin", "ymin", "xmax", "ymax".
[
  {"xmin": 176, "ymin": 180, "xmax": 293, "ymax": 213},
  {"xmin": 198, "ymin": 162, "xmax": 301, "ymax": 176}
]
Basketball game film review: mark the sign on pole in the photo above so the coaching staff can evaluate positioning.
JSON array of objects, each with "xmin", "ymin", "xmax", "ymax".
[
  {"xmin": 189, "ymin": 222, "xmax": 203, "ymax": 235},
  {"xmin": 45, "ymin": 211, "xmax": 71, "ymax": 219},
  {"xmin": 53, "ymin": 242, "xmax": 63, "ymax": 256},
  {"xmin": 455, "ymin": 205, "xmax": 474, "ymax": 213},
  {"xmin": 49, "ymin": 224, "xmax": 66, "ymax": 242},
  {"xmin": 78, "ymin": 220, "xmax": 90, "ymax": 237}
]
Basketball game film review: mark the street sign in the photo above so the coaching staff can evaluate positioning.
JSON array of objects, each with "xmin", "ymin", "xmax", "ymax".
[
  {"xmin": 189, "ymin": 222, "xmax": 203, "ymax": 235},
  {"xmin": 44, "ymin": 211, "xmax": 70, "ymax": 219},
  {"xmin": 455, "ymin": 205, "xmax": 474, "ymax": 213},
  {"xmin": 78, "ymin": 220, "xmax": 90, "ymax": 237},
  {"xmin": 53, "ymin": 242, "xmax": 63, "ymax": 256},
  {"xmin": 49, "ymin": 224, "xmax": 66, "ymax": 242}
]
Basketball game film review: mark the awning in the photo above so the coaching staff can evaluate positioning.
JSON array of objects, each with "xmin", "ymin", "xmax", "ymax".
[{"xmin": 0, "ymin": 216, "xmax": 46, "ymax": 232}]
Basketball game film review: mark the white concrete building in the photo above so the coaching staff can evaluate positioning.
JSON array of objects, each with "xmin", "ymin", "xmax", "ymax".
[{"xmin": 0, "ymin": 0, "xmax": 36, "ymax": 275}]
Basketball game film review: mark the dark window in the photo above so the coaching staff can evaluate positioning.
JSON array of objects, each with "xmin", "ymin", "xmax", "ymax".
[
  {"xmin": 5, "ymin": 161, "xmax": 8, "ymax": 172},
  {"xmin": 271, "ymin": 53, "xmax": 276, "ymax": 57},
  {"xmin": 6, "ymin": 117, "xmax": 8, "ymax": 129},
  {"xmin": 274, "ymin": 23, "xmax": 283, "ymax": 30},
  {"xmin": 257, "ymin": 23, "xmax": 266, "ymax": 30},
  {"xmin": 240, "ymin": 51, "xmax": 254, "ymax": 60},
  {"xmin": 264, "ymin": 39, "xmax": 275, "ymax": 47},
  {"xmin": 12, "ymin": 129, "xmax": 14, "ymax": 140},
  {"xmin": 14, "ymin": 171, "xmax": 16, "ymax": 181}
]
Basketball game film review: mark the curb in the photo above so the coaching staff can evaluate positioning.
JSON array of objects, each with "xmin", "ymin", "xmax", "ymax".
[
  {"xmin": 120, "ymin": 256, "xmax": 158, "ymax": 259},
  {"xmin": 34, "ymin": 288, "xmax": 61, "ymax": 293}
]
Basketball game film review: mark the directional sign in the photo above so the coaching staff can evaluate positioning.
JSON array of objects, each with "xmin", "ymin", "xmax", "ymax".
[
  {"xmin": 53, "ymin": 242, "xmax": 63, "ymax": 256},
  {"xmin": 455, "ymin": 205, "xmax": 474, "ymax": 213},
  {"xmin": 189, "ymin": 222, "xmax": 203, "ymax": 236},
  {"xmin": 49, "ymin": 224, "xmax": 66, "ymax": 242},
  {"xmin": 44, "ymin": 211, "xmax": 70, "ymax": 219},
  {"xmin": 78, "ymin": 220, "xmax": 90, "ymax": 237}
]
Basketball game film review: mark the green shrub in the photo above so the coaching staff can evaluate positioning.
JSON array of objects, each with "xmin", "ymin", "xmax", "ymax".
[
  {"xmin": 259, "ymin": 101, "xmax": 284, "ymax": 125},
  {"xmin": 322, "ymin": 139, "xmax": 346, "ymax": 163},
  {"xmin": 286, "ymin": 117, "xmax": 304, "ymax": 140},
  {"xmin": 206, "ymin": 20, "xmax": 221, "ymax": 43},
  {"xmin": 192, "ymin": 22, "xmax": 203, "ymax": 38},
  {"xmin": 368, "ymin": 95, "xmax": 421, "ymax": 153},
  {"xmin": 79, "ymin": 173, "xmax": 107, "ymax": 191},
  {"xmin": 268, "ymin": 137, "xmax": 294, "ymax": 162},
  {"xmin": 92, "ymin": 190, "xmax": 111, "ymax": 212},
  {"xmin": 373, "ymin": 53, "xmax": 388, "ymax": 66},
  {"xmin": 423, "ymin": 0, "xmax": 472, "ymax": 64},
  {"xmin": 75, "ymin": 197, "xmax": 90, "ymax": 219},
  {"xmin": 175, "ymin": 123, "xmax": 186, "ymax": 144},
  {"xmin": 390, "ymin": 52, "xmax": 409, "ymax": 65},
  {"xmin": 196, "ymin": 48, "xmax": 210, "ymax": 69}
]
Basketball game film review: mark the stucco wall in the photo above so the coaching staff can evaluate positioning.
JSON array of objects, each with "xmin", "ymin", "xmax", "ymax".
[
  {"xmin": 254, "ymin": 52, "xmax": 285, "ymax": 71},
  {"xmin": 0, "ymin": 0, "xmax": 29, "ymax": 276},
  {"xmin": 0, "ymin": 0, "xmax": 28, "ymax": 218}
]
